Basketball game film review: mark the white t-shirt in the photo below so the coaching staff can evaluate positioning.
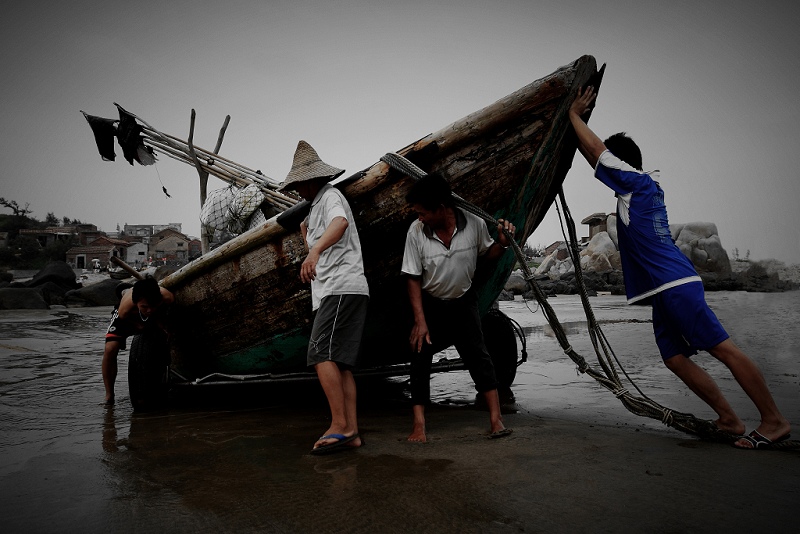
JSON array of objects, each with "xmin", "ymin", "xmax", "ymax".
[
  {"xmin": 304, "ymin": 184, "xmax": 369, "ymax": 310},
  {"xmin": 401, "ymin": 208, "xmax": 494, "ymax": 300}
]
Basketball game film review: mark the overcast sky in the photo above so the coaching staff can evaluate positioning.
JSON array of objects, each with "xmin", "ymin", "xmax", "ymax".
[{"xmin": 2, "ymin": 0, "xmax": 799, "ymax": 263}]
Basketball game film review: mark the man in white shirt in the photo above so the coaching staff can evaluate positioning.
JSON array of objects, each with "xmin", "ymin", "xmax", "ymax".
[
  {"xmin": 401, "ymin": 174, "xmax": 516, "ymax": 442},
  {"xmin": 279, "ymin": 141, "xmax": 370, "ymax": 455}
]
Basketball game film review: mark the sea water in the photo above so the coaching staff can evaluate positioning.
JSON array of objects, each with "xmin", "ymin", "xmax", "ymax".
[{"xmin": 0, "ymin": 291, "xmax": 797, "ymax": 531}]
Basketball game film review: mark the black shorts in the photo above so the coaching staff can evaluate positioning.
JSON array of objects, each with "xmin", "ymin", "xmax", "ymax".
[{"xmin": 307, "ymin": 294, "xmax": 369, "ymax": 369}]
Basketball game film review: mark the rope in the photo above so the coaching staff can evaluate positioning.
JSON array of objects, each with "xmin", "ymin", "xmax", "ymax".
[{"xmin": 380, "ymin": 151, "xmax": 744, "ymax": 444}]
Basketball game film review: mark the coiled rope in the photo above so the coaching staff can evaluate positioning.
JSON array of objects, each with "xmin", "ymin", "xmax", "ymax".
[{"xmin": 380, "ymin": 152, "xmax": 742, "ymax": 443}]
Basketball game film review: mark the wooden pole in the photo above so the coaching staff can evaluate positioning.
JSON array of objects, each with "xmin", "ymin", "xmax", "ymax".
[{"xmin": 109, "ymin": 256, "xmax": 144, "ymax": 280}]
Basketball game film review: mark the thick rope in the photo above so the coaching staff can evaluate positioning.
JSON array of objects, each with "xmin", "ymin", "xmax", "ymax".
[{"xmin": 380, "ymin": 152, "xmax": 745, "ymax": 444}]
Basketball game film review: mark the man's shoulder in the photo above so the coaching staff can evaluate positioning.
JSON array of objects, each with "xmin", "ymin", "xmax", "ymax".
[{"xmin": 406, "ymin": 219, "xmax": 424, "ymax": 233}]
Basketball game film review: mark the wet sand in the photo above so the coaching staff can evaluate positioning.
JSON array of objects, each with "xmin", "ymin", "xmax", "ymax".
[{"xmin": 1, "ymin": 292, "xmax": 798, "ymax": 532}]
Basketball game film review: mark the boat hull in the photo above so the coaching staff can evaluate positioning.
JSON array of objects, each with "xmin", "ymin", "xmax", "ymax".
[{"xmin": 161, "ymin": 56, "xmax": 604, "ymax": 380}]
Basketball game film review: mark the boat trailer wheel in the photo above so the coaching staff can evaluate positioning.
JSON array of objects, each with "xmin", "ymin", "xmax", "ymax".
[{"xmin": 482, "ymin": 308, "xmax": 525, "ymax": 390}]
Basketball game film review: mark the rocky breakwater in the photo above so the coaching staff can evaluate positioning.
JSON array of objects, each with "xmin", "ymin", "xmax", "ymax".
[
  {"xmin": 502, "ymin": 217, "xmax": 798, "ymax": 299},
  {"xmin": 0, "ymin": 260, "xmax": 175, "ymax": 310}
]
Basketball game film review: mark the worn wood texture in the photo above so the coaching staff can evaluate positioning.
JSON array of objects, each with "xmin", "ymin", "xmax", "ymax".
[{"xmin": 162, "ymin": 56, "xmax": 603, "ymax": 376}]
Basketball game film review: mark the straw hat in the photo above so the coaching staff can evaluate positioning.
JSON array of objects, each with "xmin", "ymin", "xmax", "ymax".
[{"xmin": 278, "ymin": 140, "xmax": 345, "ymax": 192}]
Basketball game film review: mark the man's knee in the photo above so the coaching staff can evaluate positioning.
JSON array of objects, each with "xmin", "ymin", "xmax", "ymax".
[{"xmin": 663, "ymin": 353, "xmax": 688, "ymax": 372}]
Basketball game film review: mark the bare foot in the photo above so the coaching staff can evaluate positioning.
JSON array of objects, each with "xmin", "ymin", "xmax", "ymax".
[
  {"xmin": 408, "ymin": 422, "xmax": 427, "ymax": 443},
  {"xmin": 103, "ymin": 395, "xmax": 115, "ymax": 406}
]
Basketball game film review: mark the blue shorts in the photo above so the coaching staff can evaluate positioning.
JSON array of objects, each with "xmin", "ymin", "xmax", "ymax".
[{"xmin": 651, "ymin": 282, "xmax": 729, "ymax": 360}]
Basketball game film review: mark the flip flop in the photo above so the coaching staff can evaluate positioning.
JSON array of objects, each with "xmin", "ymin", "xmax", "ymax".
[
  {"xmin": 734, "ymin": 430, "xmax": 791, "ymax": 450},
  {"xmin": 310, "ymin": 433, "xmax": 358, "ymax": 455},
  {"xmin": 488, "ymin": 428, "xmax": 513, "ymax": 439}
]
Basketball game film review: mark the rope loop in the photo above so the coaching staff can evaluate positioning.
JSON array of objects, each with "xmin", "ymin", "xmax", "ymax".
[{"xmin": 661, "ymin": 409, "xmax": 674, "ymax": 425}]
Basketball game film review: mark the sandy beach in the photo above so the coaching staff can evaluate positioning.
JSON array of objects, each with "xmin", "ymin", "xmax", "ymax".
[{"xmin": 1, "ymin": 292, "xmax": 798, "ymax": 533}]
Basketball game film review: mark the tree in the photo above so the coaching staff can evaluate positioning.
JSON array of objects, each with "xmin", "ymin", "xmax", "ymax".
[
  {"xmin": 0, "ymin": 197, "xmax": 32, "ymax": 217},
  {"xmin": 45, "ymin": 212, "xmax": 60, "ymax": 226}
]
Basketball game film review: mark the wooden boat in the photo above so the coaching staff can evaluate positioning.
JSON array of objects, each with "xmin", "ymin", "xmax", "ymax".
[{"xmin": 134, "ymin": 55, "xmax": 604, "ymax": 400}]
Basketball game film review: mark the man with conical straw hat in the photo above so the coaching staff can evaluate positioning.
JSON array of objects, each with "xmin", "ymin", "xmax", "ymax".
[{"xmin": 279, "ymin": 140, "xmax": 369, "ymax": 455}]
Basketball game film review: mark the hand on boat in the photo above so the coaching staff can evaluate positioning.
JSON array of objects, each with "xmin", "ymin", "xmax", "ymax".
[{"xmin": 570, "ymin": 86, "xmax": 596, "ymax": 118}]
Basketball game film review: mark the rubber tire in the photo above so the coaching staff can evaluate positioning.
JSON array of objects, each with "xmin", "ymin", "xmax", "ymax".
[
  {"xmin": 128, "ymin": 329, "xmax": 170, "ymax": 412},
  {"xmin": 482, "ymin": 309, "xmax": 519, "ymax": 390}
]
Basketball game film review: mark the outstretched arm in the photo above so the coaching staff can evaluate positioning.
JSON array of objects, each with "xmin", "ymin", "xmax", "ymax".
[{"xmin": 569, "ymin": 86, "xmax": 606, "ymax": 168}]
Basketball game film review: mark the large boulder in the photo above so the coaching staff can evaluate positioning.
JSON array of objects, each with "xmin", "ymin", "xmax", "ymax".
[
  {"xmin": 504, "ymin": 271, "xmax": 529, "ymax": 294},
  {"xmin": 672, "ymin": 222, "xmax": 731, "ymax": 277},
  {"xmin": 25, "ymin": 261, "xmax": 80, "ymax": 291},
  {"xmin": 37, "ymin": 281, "xmax": 69, "ymax": 306},
  {"xmin": 65, "ymin": 278, "xmax": 125, "ymax": 307},
  {"xmin": 606, "ymin": 214, "xmax": 618, "ymax": 249},
  {"xmin": 0, "ymin": 287, "xmax": 49, "ymax": 310},
  {"xmin": 579, "ymin": 232, "xmax": 616, "ymax": 274}
]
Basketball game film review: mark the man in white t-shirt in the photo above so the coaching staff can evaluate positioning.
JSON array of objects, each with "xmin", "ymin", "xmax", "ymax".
[
  {"xmin": 401, "ymin": 174, "xmax": 516, "ymax": 442},
  {"xmin": 279, "ymin": 141, "xmax": 369, "ymax": 455}
]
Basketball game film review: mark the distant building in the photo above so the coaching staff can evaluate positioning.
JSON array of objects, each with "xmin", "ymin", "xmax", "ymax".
[
  {"xmin": 544, "ymin": 241, "xmax": 569, "ymax": 261},
  {"xmin": 15, "ymin": 224, "xmax": 107, "ymax": 248},
  {"xmin": 65, "ymin": 243, "xmax": 125, "ymax": 270},
  {"xmin": 123, "ymin": 223, "xmax": 182, "ymax": 238},
  {"xmin": 123, "ymin": 224, "xmax": 155, "ymax": 239},
  {"xmin": 125, "ymin": 242, "xmax": 149, "ymax": 267},
  {"xmin": 580, "ymin": 212, "xmax": 611, "ymax": 243},
  {"xmin": 149, "ymin": 228, "xmax": 190, "ymax": 262}
]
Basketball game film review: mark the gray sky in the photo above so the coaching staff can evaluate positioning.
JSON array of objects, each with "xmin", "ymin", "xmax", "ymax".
[{"xmin": 2, "ymin": 0, "xmax": 799, "ymax": 263}]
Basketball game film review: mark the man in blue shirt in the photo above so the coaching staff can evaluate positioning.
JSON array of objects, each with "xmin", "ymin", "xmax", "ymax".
[{"xmin": 569, "ymin": 87, "xmax": 790, "ymax": 449}]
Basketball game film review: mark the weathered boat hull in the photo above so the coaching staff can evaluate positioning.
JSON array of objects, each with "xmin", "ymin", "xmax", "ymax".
[{"xmin": 161, "ymin": 56, "xmax": 604, "ymax": 381}]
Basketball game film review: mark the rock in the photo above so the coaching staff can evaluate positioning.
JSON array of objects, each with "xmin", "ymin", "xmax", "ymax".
[
  {"xmin": 36, "ymin": 281, "xmax": 69, "ymax": 306},
  {"xmin": 24, "ymin": 261, "xmax": 80, "ymax": 291},
  {"xmin": 555, "ymin": 258, "xmax": 574, "ymax": 277},
  {"xmin": 673, "ymin": 222, "xmax": 731, "ymax": 277},
  {"xmin": 534, "ymin": 254, "xmax": 556, "ymax": 276},
  {"xmin": 607, "ymin": 215, "xmax": 618, "ymax": 248},
  {"xmin": 0, "ymin": 288, "xmax": 49, "ymax": 310},
  {"xmin": 582, "ymin": 252, "xmax": 613, "ymax": 274},
  {"xmin": 586, "ymin": 232, "xmax": 616, "ymax": 257},
  {"xmin": 65, "ymin": 278, "xmax": 125, "ymax": 307},
  {"xmin": 496, "ymin": 289, "xmax": 515, "ymax": 302},
  {"xmin": 504, "ymin": 271, "xmax": 529, "ymax": 294}
]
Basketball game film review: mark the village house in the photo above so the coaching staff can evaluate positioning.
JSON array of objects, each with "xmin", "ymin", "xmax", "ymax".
[
  {"xmin": 123, "ymin": 223, "xmax": 183, "ymax": 239},
  {"xmin": 65, "ymin": 243, "xmax": 125, "ymax": 270},
  {"xmin": 124, "ymin": 241, "xmax": 149, "ymax": 267},
  {"xmin": 149, "ymin": 228, "xmax": 191, "ymax": 262},
  {"xmin": 17, "ymin": 224, "xmax": 102, "ymax": 248}
]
